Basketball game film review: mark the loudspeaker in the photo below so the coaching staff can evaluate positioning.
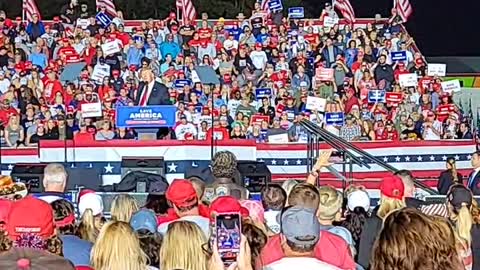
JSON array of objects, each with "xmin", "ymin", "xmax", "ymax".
[
  {"xmin": 10, "ymin": 164, "xmax": 47, "ymax": 193},
  {"xmin": 121, "ymin": 157, "xmax": 165, "ymax": 178},
  {"xmin": 65, "ymin": 167, "xmax": 102, "ymax": 190},
  {"xmin": 236, "ymin": 161, "xmax": 271, "ymax": 193}
]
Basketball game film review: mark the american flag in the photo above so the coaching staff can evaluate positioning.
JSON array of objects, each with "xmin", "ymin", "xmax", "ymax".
[
  {"xmin": 333, "ymin": 0, "xmax": 356, "ymax": 23},
  {"xmin": 394, "ymin": 0, "xmax": 413, "ymax": 22},
  {"xmin": 96, "ymin": 0, "xmax": 117, "ymax": 17},
  {"xmin": 176, "ymin": 0, "xmax": 197, "ymax": 25},
  {"xmin": 23, "ymin": 0, "xmax": 41, "ymax": 21},
  {"xmin": 261, "ymin": 0, "xmax": 270, "ymax": 13}
]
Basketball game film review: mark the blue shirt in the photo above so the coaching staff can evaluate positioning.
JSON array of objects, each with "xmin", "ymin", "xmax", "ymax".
[
  {"xmin": 28, "ymin": 53, "xmax": 48, "ymax": 69},
  {"xmin": 60, "ymin": 235, "xmax": 93, "ymax": 266}
]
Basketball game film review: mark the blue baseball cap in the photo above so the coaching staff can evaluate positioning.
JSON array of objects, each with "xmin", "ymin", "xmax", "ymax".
[{"xmin": 130, "ymin": 209, "xmax": 158, "ymax": 233}]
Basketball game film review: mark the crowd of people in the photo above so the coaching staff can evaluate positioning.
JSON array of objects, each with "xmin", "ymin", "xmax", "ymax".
[
  {"xmin": 0, "ymin": 150, "xmax": 479, "ymax": 270},
  {"xmin": 0, "ymin": 0, "xmax": 473, "ymax": 148}
]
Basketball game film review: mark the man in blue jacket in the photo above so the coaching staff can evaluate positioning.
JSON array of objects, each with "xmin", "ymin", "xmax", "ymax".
[
  {"xmin": 26, "ymin": 13, "xmax": 45, "ymax": 41},
  {"xmin": 160, "ymin": 34, "xmax": 181, "ymax": 60}
]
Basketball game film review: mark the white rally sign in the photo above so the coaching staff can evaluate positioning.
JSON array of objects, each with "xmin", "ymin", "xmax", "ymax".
[
  {"xmin": 427, "ymin": 63, "xmax": 447, "ymax": 77},
  {"xmin": 398, "ymin": 73, "xmax": 418, "ymax": 87},
  {"xmin": 441, "ymin": 79, "xmax": 461, "ymax": 93}
]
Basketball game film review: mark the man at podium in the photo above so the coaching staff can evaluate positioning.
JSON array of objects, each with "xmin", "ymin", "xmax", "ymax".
[{"xmin": 135, "ymin": 69, "xmax": 171, "ymax": 106}]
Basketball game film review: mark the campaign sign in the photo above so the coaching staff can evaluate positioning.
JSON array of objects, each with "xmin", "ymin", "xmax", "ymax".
[
  {"xmin": 256, "ymin": 88, "xmax": 272, "ymax": 99},
  {"xmin": 427, "ymin": 63, "xmax": 447, "ymax": 77},
  {"xmin": 174, "ymin": 79, "xmax": 192, "ymax": 89},
  {"xmin": 288, "ymin": 7, "xmax": 304, "ymax": 18},
  {"xmin": 81, "ymin": 102, "xmax": 102, "ymax": 118},
  {"xmin": 385, "ymin": 92, "xmax": 403, "ymax": 106},
  {"xmin": 315, "ymin": 68, "xmax": 334, "ymax": 81},
  {"xmin": 133, "ymin": 35, "xmax": 144, "ymax": 44},
  {"xmin": 305, "ymin": 96, "xmax": 327, "ymax": 112},
  {"xmin": 95, "ymin": 12, "xmax": 112, "ymax": 28},
  {"xmin": 391, "ymin": 51, "xmax": 407, "ymax": 61},
  {"xmin": 251, "ymin": 115, "xmax": 270, "ymax": 125},
  {"xmin": 76, "ymin": 19, "xmax": 90, "ymax": 29},
  {"xmin": 368, "ymin": 90, "xmax": 386, "ymax": 103},
  {"xmin": 325, "ymin": 112, "xmax": 344, "ymax": 126},
  {"xmin": 398, "ymin": 73, "xmax": 418, "ymax": 87},
  {"xmin": 101, "ymin": 41, "xmax": 121, "ymax": 55},
  {"xmin": 116, "ymin": 106, "xmax": 177, "ymax": 128},
  {"xmin": 441, "ymin": 79, "xmax": 461, "ymax": 93},
  {"xmin": 91, "ymin": 65, "xmax": 110, "ymax": 85},
  {"xmin": 323, "ymin": 16, "xmax": 339, "ymax": 28},
  {"xmin": 268, "ymin": 0, "xmax": 283, "ymax": 12}
]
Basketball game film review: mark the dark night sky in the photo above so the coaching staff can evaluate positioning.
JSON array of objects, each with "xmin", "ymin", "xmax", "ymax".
[{"xmin": 308, "ymin": 0, "xmax": 479, "ymax": 56}]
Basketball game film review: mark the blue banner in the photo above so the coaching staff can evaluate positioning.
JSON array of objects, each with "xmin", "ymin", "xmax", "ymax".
[
  {"xmin": 116, "ymin": 106, "xmax": 177, "ymax": 128},
  {"xmin": 368, "ymin": 90, "xmax": 386, "ymax": 103},
  {"xmin": 256, "ymin": 88, "xmax": 272, "ymax": 99},
  {"xmin": 268, "ymin": 0, "xmax": 283, "ymax": 12},
  {"xmin": 325, "ymin": 112, "xmax": 345, "ymax": 126},
  {"xmin": 391, "ymin": 51, "xmax": 407, "ymax": 61},
  {"xmin": 133, "ymin": 35, "xmax": 144, "ymax": 44},
  {"xmin": 95, "ymin": 12, "xmax": 112, "ymax": 28},
  {"xmin": 288, "ymin": 7, "xmax": 304, "ymax": 18},
  {"xmin": 174, "ymin": 79, "xmax": 192, "ymax": 89}
]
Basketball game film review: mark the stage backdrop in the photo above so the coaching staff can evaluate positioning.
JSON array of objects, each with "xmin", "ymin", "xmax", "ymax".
[{"xmin": 0, "ymin": 140, "xmax": 475, "ymax": 196}]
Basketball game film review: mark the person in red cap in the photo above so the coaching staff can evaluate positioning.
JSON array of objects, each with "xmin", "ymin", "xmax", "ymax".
[
  {"xmin": 409, "ymin": 57, "xmax": 426, "ymax": 77},
  {"xmin": 158, "ymin": 179, "xmax": 210, "ymax": 237},
  {"xmin": 43, "ymin": 69, "xmax": 64, "ymax": 104},
  {"xmin": 6, "ymin": 196, "xmax": 63, "ymax": 255},
  {"xmin": 357, "ymin": 174, "xmax": 405, "ymax": 268}
]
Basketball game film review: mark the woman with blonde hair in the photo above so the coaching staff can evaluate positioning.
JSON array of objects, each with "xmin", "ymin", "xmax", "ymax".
[
  {"xmin": 76, "ymin": 191, "xmax": 105, "ymax": 243},
  {"xmin": 110, "ymin": 194, "xmax": 139, "ymax": 222},
  {"xmin": 358, "ymin": 175, "xmax": 406, "ymax": 269},
  {"xmin": 371, "ymin": 208, "xmax": 464, "ymax": 270},
  {"xmin": 317, "ymin": 186, "xmax": 343, "ymax": 228},
  {"xmin": 91, "ymin": 221, "xmax": 157, "ymax": 270},
  {"xmin": 160, "ymin": 221, "xmax": 209, "ymax": 270},
  {"xmin": 446, "ymin": 184, "xmax": 480, "ymax": 270}
]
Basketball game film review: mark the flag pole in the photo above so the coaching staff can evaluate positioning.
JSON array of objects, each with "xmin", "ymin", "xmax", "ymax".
[{"xmin": 22, "ymin": 0, "xmax": 25, "ymax": 23}]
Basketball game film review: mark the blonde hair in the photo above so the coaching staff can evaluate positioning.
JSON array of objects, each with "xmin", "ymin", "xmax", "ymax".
[
  {"xmin": 377, "ymin": 196, "xmax": 406, "ymax": 220},
  {"xmin": 160, "ymin": 221, "xmax": 208, "ymax": 270},
  {"xmin": 91, "ymin": 221, "xmax": 148, "ymax": 270},
  {"xmin": 449, "ymin": 204, "xmax": 473, "ymax": 246},
  {"xmin": 317, "ymin": 186, "xmax": 343, "ymax": 220},
  {"xmin": 76, "ymin": 209, "xmax": 103, "ymax": 243},
  {"xmin": 281, "ymin": 180, "xmax": 299, "ymax": 198},
  {"xmin": 110, "ymin": 194, "xmax": 139, "ymax": 222}
]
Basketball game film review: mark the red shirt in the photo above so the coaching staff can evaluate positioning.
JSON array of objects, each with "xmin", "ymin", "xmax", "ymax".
[
  {"xmin": 344, "ymin": 96, "xmax": 359, "ymax": 114},
  {"xmin": 394, "ymin": 68, "xmax": 409, "ymax": 82},
  {"xmin": 260, "ymin": 233, "xmax": 356, "ymax": 270},
  {"xmin": 198, "ymin": 27, "xmax": 213, "ymax": 41},
  {"xmin": 188, "ymin": 39, "xmax": 201, "ymax": 48},
  {"xmin": 82, "ymin": 47, "xmax": 97, "ymax": 66},
  {"xmin": 382, "ymin": 129, "xmax": 399, "ymax": 140},
  {"xmin": 74, "ymin": 132, "xmax": 94, "ymax": 142},
  {"xmin": 43, "ymin": 80, "xmax": 64, "ymax": 103},
  {"xmin": 304, "ymin": 33, "xmax": 318, "ymax": 47},
  {"xmin": 206, "ymin": 127, "xmax": 230, "ymax": 141}
]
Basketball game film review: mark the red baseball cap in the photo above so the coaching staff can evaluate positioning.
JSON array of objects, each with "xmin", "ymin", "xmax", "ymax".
[
  {"xmin": 129, "ymin": 65, "xmax": 137, "ymax": 71},
  {"xmin": 255, "ymin": 43, "xmax": 262, "ymax": 49},
  {"xmin": 209, "ymin": 196, "xmax": 249, "ymax": 219},
  {"xmin": 166, "ymin": 179, "xmax": 198, "ymax": 207},
  {"xmin": 112, "ymin": 70, "xmax": 120, "ymax": 76},
  {"xmin": 379, "ymin": 175, "xmax": 404, "ymax": 200},
  {"xmin": 171, "ymin": 25, "xmax": 179, "ymax": 32},
  {"xmin": 397, "ymin": 62, "xmax": 405, "ymax": 68},
  {"xmin": 14, "ymin": 63, "xmax": 24, "ymax": 70},
  {"xmin": 415, "ymin": 58, "xmax": 423, "ymax": 65},
  {"xmin": 427, "ymin": 110, "xmax": 435, "ymax": 117},
  {"xmin": 7, "ymin": 196, "xmax": 55, "ymax": 240}
]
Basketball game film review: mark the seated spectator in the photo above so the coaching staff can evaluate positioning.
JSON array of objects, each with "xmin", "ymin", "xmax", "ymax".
[
  {"xmin": 371, "ymin": 208, "xmax": 464, "ymax": 270},
  {"xmin": 95, "ymin": 120, "xmax": 115, "ymax": 140}
]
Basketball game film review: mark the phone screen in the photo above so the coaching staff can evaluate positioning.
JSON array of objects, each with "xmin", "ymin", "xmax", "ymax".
[{"xmin": 215, "ymin": 213, "xmax": 241, "ymax": 264}]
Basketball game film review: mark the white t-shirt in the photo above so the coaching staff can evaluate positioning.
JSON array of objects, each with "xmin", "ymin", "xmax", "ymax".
[
  {"xmin": 0, "ymin": 78, "xmax": 11, "ymax": 94},
  {"xmin": 174, "ymin": 123, "xmax": 197, "ymax": 140},
  {"xmin": 423, "ymin": 120, "xmax": 442, "ymax": 140},
  {"xmin": 250, "ymin": 51, "xmax": 268, "ymax": 70},
  {"xmin": 264, "ymin": 257, "xmax": 340, "ymax": 270},
  {"xmin": 223, "ymin": 39, "xmax": 239, "ymax": 51},
  {"xmin": 157, "ymin": 215, "xmax": 210, "ymax": 238}
]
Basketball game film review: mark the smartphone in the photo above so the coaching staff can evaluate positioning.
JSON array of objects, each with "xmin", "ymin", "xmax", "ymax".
[{"xmin": 215, "ymin": 213, "xmax": 242, "ymax": 265}]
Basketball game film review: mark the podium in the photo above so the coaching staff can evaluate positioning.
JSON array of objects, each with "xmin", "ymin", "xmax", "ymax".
[{"xmin": 116, "ymin": 105, "xmax": 176, "ymax": 140}]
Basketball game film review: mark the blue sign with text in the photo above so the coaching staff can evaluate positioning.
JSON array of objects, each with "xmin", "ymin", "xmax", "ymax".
[
  {"xmin": 368, "ymin": 90, "xmax": 386, "ymax": 103},
  {"xmin": 174, "ymin": 79, "xmax": 192, "ymax": 89},
  {"xmin": 325, "ymin": 112, "xmax": 345, "ymax": 125},
  {"xmin": 95, "ymin": 12, "xmax": 112, "ymax": 28},
  {"xmin": 288, "ymin": 7, "xmax": 304, "ymax": 18},
  {"xmin": 391, "ymin": 51, "xmax": 407, "ymax": 61},
  {"xmin": 256, "ymin": 88, "xmax": 272, "ymax": 99},
  {"xmin": 268, "ymin": 0, "xmax": 283, "ymax": 12},
  {"xmin": 116, "ymin": 106, "xmax": 177, "ymax": 128}
]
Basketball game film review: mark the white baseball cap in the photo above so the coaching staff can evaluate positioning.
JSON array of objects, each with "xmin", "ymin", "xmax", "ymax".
[
  {"xmin": 347, "ymin": 190, "xmax": 370, "ymax": 212},
  {"xmin": 78, "ymin": 193, "xmax": 104, "ymax": 216}
]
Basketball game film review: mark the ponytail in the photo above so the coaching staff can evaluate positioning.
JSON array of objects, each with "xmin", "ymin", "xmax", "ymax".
[
  {"xmin": 455, "ymin": 205, "xmax": 473, "ymax": 246},
  {"xmin": 450, "ymin": 160, "xmax": 459, "ymax": 183},
  {"xmin": 76, "ymin": 208, "xmax": 98, "ymax": 243}
]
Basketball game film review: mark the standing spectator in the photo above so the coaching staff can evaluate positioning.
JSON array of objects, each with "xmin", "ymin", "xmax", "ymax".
[
  {"xmin": 264, "ymin": 206, "xmax": 340, "ymax": 269},
  {"xmin": 26, "ymin": 13, "xmax": 45, "ymax": 41},
  {"xmin": 110, "ymin": 194, "xmax": 139, "ymax": 223},
  {"xmin": 160, "ymin": 34, "xmax": 181, "ymax": 60},
  {"xmin": 0, "ymin": 70, "xmax": 10, "ymax": 93},
  {"xmin": 317, "ymin": 186, "xmax": 344, "ymax": 230},
  {"xmin": 76, "ymin": 191, "xmax": 105, "ymax": 243},
  {"xmin": 437, "ymin": 157, "xmax": 464, "ymax": 195},
  {"xmin": 340, "ymin": 114, "xmax": 360, "ymax": 141},
  {"xmin": 130, "ymin": 209, "xmax": 163, "ymax": 268},
  {"xmin": 422, "ymin": 111, "xmax": 442, "ymax": 140},
  {"xmin": 28, "ymin": 45, "xmax": 48, "ymax": 69},
  {"xmin": 60, "ymin": 0, "xmax": 80, "ymax": 24},
  {"xmin": 321, "ymin": 38, "xmax": 341, "ymax": 68},
  {"xmin": 37, "ymin": 163, "xmax": 68, "ymax": 203},
  {"xmin": 341, "ymin": 187, "xmax": 370, "ymax": 252}
]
